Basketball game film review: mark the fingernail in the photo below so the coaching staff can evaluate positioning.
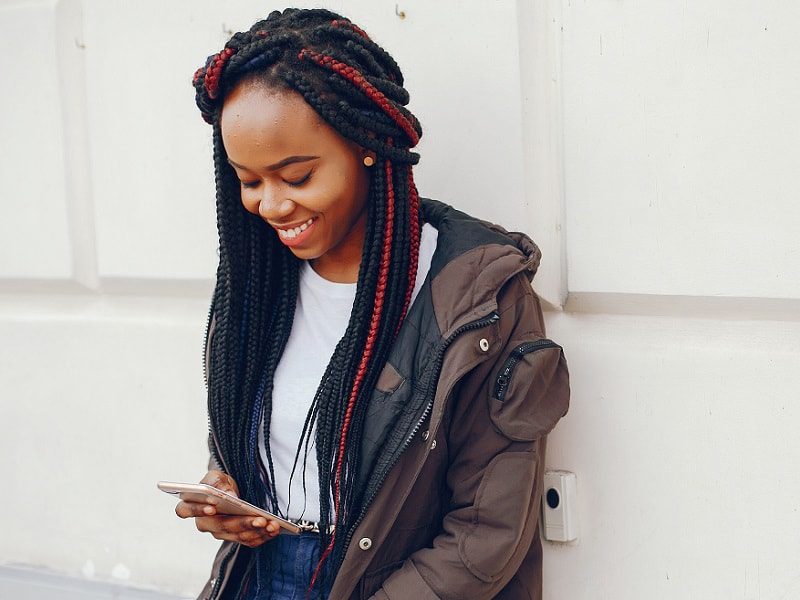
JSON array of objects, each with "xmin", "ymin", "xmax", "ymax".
[{"xmin": 204, "ymin": 505, "xmax": 214, "ymax": 514}]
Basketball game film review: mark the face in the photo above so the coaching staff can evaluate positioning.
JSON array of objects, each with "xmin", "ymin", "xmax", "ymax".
[{"xmin": 220, "ymin": 81, "xmax": 372, "ymax": 282}]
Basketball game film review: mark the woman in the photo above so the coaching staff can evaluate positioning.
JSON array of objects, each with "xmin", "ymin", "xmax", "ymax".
[{"xmin": 175, "ymin": 8, "xmax": 570, "ymax": 600}]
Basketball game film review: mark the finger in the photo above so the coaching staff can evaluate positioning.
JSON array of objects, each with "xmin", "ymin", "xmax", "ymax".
[
  {"xmin": 195, "ymin": 521, "xmax": 277, "ymax": 547},
  {"xmin": 238, "ymin": 529, "xmax": 269, "ymax": 544},
  {"xmin": 175, "ymin": 501, "xmax": 191, "ymax": 519},
  {"xmin": 238, "ymin": 529, "xmax": 279, "ymax": 548},
  {"xmin": 201, "ymin": 472, "xmax": 239, "ymax": 497},
  {"xmin": 176, "ymin": 500, "xmax": 208, "ymax": 518},
  {"xmin": 200, "ymin": 470, "xmax": 225, "ymax": 486},
  {"xmin": 176, "ymin": 500, "xmax": 216, "ymax": 518},
  {"xmin": 265, "ymin": 519, "xmax": 281, "ymax": 535},
  {"xmin": 195, "ymin": 515, "xmax": 239, "ymax": 534},
  {"xmin": 195, "ymin": 516, "xmax": 216, "ymax": 533},
  {"xmin": 195, "ymin": 515, "xmax": 249, "ymax": 534},
  {"xmin": 241, "ymin": 518, "xmax": 282, "ymax": 540},
  {"xmin": 205, "ymin": 529, "xmax": 271, "ymax": 546},
  {"xmin": 200, "ymin": 470, "xmax": 230, "ymax": 491},
  {"xmin": 215, "ymin": 515, "xmax": 265, "ymax": 535}
]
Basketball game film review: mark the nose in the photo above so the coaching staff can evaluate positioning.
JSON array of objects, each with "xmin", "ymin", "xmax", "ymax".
[{"xmin": 255, "ymin": 185, "xmax": 294, "ymax": 221}]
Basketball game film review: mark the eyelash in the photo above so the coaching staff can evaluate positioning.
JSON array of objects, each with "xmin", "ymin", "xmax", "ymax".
[
  {"xmin": 241, "ymin": 171, "xmax": 313, "ymax": 189},
  {"xmin": 287, "ymin": 170, "xmax": 313, "ymax": 187}
]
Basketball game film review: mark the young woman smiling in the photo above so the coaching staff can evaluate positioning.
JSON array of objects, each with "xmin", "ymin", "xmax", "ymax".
[
  {"xmin": 173, "ymin": 8, "xmax": 570, "ymax": 600},
  {"xmin": 225, "ymin": 87, "xmax": 371, "ymax": 282}
]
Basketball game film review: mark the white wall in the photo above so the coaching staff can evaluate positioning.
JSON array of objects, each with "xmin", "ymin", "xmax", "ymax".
[
  {"xmin": 562, "ymin": 1, "xmax": 800, "ymax": 299},
  {"xmin": 1, "ymin": 0, "xmax": 798, "ymax": 598},
  {"xmin": 547, "ymin": 1, "xmax": 800, "ymax": 598}
]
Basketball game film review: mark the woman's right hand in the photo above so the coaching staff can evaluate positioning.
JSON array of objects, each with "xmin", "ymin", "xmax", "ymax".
[{"xmin": 174, "ymin": 470, "xmax": 281, "ymax": 548}]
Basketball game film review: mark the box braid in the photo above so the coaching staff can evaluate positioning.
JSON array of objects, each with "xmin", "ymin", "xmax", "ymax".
[{"xmin": 192, "ymin": 8, "xmax": 423, "ymax": 585}]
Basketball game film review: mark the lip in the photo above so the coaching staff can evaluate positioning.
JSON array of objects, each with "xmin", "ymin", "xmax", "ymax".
[
  {"xmin": 274, "ymin": 217, "xmax": 317, "ymax": 248},
  {"xmin": 271, "ymin": 217, "xmax": 316, "ymax": 230}
]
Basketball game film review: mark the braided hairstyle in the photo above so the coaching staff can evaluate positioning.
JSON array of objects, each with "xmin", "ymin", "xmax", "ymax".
[{"xmin": 192, "ymin": 8, "xmax": 423, "ymax": 582}]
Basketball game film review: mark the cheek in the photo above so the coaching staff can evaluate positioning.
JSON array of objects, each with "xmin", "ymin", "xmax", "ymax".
[
  {"xmin": 240, "ymin": 189, "xmax": 259, "ymax": 214},
  {"xmin": 337, "ymin": 162, "xmax": 370, "ymax": 213}
]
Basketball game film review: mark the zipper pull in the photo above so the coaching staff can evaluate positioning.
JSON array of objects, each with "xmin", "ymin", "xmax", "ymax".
[{"xmin": 496, "ymin": 374, "xmax": 510, "ymax": 392}]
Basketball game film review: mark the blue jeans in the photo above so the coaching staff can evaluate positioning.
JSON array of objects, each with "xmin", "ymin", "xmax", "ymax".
[{"xmin": 239, "ymin": 533, "xmax": 332, "ymax": 600}]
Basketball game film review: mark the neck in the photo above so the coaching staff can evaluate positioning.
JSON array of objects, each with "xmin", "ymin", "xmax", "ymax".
[
  {"xmin": 309, "ymin": 257, "xmax": 361, "ymax": 283},
  {"xmin": 309, "ymin": 213, "xmax": 366, "ymax": 283}
]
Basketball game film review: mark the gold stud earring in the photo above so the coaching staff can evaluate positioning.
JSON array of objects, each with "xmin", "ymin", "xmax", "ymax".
[{"xmin": 363, "ymin": 155, "xmax": 375, "ymax": 167}]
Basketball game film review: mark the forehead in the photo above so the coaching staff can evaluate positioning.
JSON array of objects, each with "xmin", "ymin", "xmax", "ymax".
[{"xmin": 220, "ymin": 82, "xmax": 324, "ymax": 156}]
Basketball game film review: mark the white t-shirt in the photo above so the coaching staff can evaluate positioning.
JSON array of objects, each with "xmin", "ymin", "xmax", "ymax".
[{"xmin": 259, "ymin": 223, "xmax": 438, "ymax": 522}]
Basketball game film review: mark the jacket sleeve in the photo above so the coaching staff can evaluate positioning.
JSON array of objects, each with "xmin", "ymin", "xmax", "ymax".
[
  {"xmin": 207, "ymin": 435, "xmax": 223, "ymax": 472},
  {"xmin": 369, "ymin": 275, "xmax": 570, "ymax": 600}
]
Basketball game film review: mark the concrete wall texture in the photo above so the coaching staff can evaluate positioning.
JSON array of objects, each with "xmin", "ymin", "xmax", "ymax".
[{"xmin": 1, "ymin": 1, "xmax": 798, "ymax": 599}]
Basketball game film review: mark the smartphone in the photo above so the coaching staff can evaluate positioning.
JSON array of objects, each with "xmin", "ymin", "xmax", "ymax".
[{"xmin": 157, "ymin": 481, "xmax": 301, "ymax": 534}]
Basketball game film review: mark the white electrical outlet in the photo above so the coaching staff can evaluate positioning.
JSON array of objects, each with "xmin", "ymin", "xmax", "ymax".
[{"xmin": 542, "ymin": 470, "xmax": 578, "ymax": 542}]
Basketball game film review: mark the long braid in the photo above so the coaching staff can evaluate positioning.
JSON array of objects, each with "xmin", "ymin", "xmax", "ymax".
[
  {"xmin": 399, "ymin": 166, "xmax": 422, "ymax": 333},
  {"xmin": 193, "ymin": 8, "xmax": 423, "ymax": 586}
]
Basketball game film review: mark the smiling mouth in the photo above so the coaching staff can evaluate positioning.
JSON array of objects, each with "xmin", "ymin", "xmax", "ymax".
[{"xmin": 276, "ymin": 217, "xmax": 316, "ymax": 240}]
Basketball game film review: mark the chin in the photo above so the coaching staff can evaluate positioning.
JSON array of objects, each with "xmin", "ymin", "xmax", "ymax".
[{"xmin": 287, "ymin": 246, "xmax": 320, "ymax": 260}]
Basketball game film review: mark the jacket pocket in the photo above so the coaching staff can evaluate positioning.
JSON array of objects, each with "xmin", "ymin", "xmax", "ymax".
[
  {"xmin": 375, "ymin": 361, "xmax": 406, "ymax": 394},
  {"xmin": 458, "ymin": 451, "xmax": 537, "ymax": 583},
  {"xmin": 490, "ymin": 339, "xmax": 569, "ymax": 441}
]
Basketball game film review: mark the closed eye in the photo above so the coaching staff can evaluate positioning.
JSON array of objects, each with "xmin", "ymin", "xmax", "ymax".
[
  {"xmin": 241, "ymin": 180, "xmax": 260, "ymax": 189},
  {"xmin": 286, "ymin": 170, "xmax": 313, "ymax": 187}
]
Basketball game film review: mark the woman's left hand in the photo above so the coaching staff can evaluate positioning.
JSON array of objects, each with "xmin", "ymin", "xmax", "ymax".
[{"xmin": 174, "ymin": 470, "xmax": 282, "ymax": 547}]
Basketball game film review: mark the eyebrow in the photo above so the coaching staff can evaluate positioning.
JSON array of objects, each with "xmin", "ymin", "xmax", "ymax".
[{"xmin": 227, "ymin": 155, "xmax": 319, "ymax": 172}]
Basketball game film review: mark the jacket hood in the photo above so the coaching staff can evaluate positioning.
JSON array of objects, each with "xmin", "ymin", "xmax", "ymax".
[
  {"xmin": 490, "ymin": 228, "xmax": 541, "ymax": 281},
  {"xmin": 421, "ymin": 198, "xmax": 541, "ymax": 280},
  {"xmin": 421, "ymin": 198, "xmax": 541, "ymax": 336}
]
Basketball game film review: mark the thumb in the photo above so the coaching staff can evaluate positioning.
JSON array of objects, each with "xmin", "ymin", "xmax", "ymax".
[
  {"xmin": 216, "ymin": 474, "xmax": 239, "ymax": 497},
  {"xmin": 202, "ymin": 470, "xmax": 238, "ymax": 496}
]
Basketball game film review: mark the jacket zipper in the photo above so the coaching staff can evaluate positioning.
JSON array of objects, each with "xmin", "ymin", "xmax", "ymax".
[
  {"xmin": 341, "ymin": 310, "xmax": 501, "ymax": 558},
  {"xmin": 493, "ymin": 339, "xmax": 561, "ymax": 402},
  {"xmin": 208, "ymin": 543, "xmax": 237, "ymax": 600}
]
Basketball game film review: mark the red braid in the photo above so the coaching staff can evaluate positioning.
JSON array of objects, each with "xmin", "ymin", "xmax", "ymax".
[
  {"xmin": 334, "ymin": 154, "xmax": 396, "ymax": 506},
  {"xmin": 192, "ymin": 67, "xmax": 204, "ymax": 86},
  {"xmin": 203, "ymin": 47, "xmax": 236, "ymax": 99},
  {"xmin": 310, "ymin": 151, "xmax": 397, "ymax": 590},
  {"xmin": 298, "ymin": 49, "xmax": 420, "ymax": 145},
  {"xmin": 395, "ymin": 166, "xmax": 420, "ymax": 336},
  {"xmin": 331, "ymin": 19, "xmax": 371, "ymax": 40}
]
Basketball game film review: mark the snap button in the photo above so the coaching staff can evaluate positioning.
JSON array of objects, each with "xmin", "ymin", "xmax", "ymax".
[
  {"xmin": 421, "ymin": 430, "xmax": 429, "ymax": 441},
  {"xmin": 479, "ymin": 338, "xmax": 490, "ymax": 352},
  {"xmin": 358, "ymin": 537, "xmax": 372, "ymax": 550},
  {"xmin": 430, "ymin": 440, "xmax": 437, "ymax": 450}
]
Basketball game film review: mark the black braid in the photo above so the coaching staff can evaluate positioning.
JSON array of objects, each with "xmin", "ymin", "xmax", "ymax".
[{"xmin": 194, "ymin": 8, "xmax": 424, "ymax": 582}]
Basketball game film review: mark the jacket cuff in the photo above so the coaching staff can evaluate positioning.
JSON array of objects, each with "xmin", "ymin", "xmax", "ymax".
[{"xmin": 371, "ymin": 560, "xmax": 440, "ymax": 600}]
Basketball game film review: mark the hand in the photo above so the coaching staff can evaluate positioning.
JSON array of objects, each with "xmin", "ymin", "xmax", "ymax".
[{"xmin": 174, "ymin": 470, "xmax": 281, "ymax": 548}]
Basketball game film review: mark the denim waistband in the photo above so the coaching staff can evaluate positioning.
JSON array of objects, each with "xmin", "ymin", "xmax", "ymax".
[{"xmin": 239, "ymin": 532, "xmax": 332, "ymax": 600}]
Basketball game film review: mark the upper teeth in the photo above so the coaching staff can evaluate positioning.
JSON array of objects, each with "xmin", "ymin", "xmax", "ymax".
[{"xmin": 278, "ymin": 218, "xmax": 314, "ymax": 239}]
